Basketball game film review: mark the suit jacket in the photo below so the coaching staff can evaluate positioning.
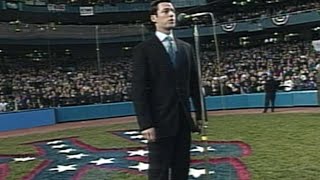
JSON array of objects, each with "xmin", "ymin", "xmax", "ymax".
[
  {"xmin": 132, "ymin": 35, "xmax": 202, "ymax": 138},
  {"xmin": 264, "ymin": 78, "xmax": 279, "ymax": 94}
]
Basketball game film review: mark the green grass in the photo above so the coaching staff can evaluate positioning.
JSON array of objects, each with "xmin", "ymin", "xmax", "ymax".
[
  {"xmin": 206, "ymin": 113, "xmax": 320, "ymax": 180},
  {"xmin": 1, "ymin": 112, "xmax": 320, "ymax": 179}
]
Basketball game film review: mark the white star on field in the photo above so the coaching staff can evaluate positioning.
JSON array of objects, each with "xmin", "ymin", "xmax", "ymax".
[
  {"xmin": 51, "ymin": 144, "xmax": 68, "ymax": 149},
  {"xmin": 129, "ymin": 162, "xmax": 149, "ymax": 171},
  {"xmin": 189, "ymin": 168, "xmax": 215, "ymax": 178},
  {"xmin": 13, "ymin": 157, "xmax": 36, "ymax": 162},
  {"xmin": 58, "ymin": 148, "xmax": 77, "ymax": 154},
  {"xmin": 90, "ymin": 158, "xmax": 115, "ymax": 165},
  {"xmin": 190, "ymin": 146, "xmax": 216, "ymax": 153},
  {"xmin": 47, "ymin": 140, "xmax": 64, "ymax": 145},
  {"xmin": 130, "ymin": 135, "xmax": 144, "ymax": 139},
  {"xmin": 49, "ymin": 165, "xmax": 77, "ymax": 172},
  {"xmin": 66, "ymin": 153, "xmax": 89, "ymax": 159},
  {"xmin": 124, "ymin": 131, "xmax": 140, "ymax": 135},
  {"xmin": 127, "ymin": 149, "xmax": 148, "ymax": 156}
]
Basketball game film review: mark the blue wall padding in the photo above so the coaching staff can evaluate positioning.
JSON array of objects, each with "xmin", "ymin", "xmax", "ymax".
[
  {"xmin": 0, "ymin": 109, "xmax": 55, "ymax": 131},
  {"xmin": 293, "ymin": 91, "xmax": 318, "ymax": 106},
  {"xmin": 0, "ymin": 91, "xmax": 318, "ymax": 132},
  {"xmin": 55, "ymin": 102, "xmax": 135, "ymax": 122}
]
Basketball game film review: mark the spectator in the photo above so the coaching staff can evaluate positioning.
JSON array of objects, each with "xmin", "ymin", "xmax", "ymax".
[{"xmin": 263, "ymin": 75, "xmax": 279, "ymax": 113}]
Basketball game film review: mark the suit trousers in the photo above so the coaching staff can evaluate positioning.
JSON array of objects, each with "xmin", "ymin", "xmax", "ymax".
[
  {"xmin": 147, "ymin": 105, "xmax": 191, "ymax": 180},
  {"xmin": 264, "ymin": 92, "xmax": 276, "ymax": 112}
]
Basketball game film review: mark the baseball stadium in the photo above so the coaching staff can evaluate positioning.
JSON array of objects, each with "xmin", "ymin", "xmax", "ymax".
[{"xmin": 0, "ymin": 0, "xmax": 320, "ymax": 180}]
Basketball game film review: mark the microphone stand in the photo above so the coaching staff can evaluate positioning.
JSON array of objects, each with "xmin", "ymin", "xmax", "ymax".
[
  {"xmin": 208, "ymin": 13, "xmax": 224, "ymax": 108},
  {"xmin": 191, "ymin": 12, "xmax": 220, "ymax": 179},
  {"xmin": 192, "ymin": 18, "xmax": 210, "ymax": 180}
]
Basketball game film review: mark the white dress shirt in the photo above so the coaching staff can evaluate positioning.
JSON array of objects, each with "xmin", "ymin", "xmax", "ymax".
[{"xmin": 155, "ymin": 31, "xmax": 177, "ymax": 53}]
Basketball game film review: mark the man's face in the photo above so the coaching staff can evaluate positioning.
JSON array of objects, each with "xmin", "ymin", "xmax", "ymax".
[{"xmin": 151, "ymin": 2, "xmax": 176, "ymax": 33}]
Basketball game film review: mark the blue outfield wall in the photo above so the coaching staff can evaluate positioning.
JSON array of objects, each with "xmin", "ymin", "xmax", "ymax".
[
  {"xmin": 55, "ymin": 102, "xmax": 135, "ymax": 122},
  {"xmin": 0, "ymin": 91, "xmax": 318, "ymax": 132},
  {"xmin": 0, "ymin": 109, "xmax": 55, "ymax": 131}
]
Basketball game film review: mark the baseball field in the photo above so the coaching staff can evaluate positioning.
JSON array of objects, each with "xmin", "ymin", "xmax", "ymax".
[{"xmin": 0, "ymin": 107, "xmax": 319, "ymax": 180}]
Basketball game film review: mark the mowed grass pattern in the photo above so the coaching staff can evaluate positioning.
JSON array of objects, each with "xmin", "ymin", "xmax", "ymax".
[
  {"xmin": 1, "ymin": 112, "xmax": 320, "ymax": 179},
  {"xmin": 207, "ymin": 112, "xmax": 320, "ymax": 180}
]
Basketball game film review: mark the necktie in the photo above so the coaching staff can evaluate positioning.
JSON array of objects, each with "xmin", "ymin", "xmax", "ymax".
[{"xmin": 165, "ymin": 36, "xmax": 176, "ymax": 66}]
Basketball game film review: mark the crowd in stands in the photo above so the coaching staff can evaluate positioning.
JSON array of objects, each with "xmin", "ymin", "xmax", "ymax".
[
  {"xmin": 15, "ymin": 0, "xmax": 320, "ymax": 25},
  {"xmin": 0, "ymin": 39, "xmax": 319, "ymax": 112},
  {"xmin": 213, "ymin": 0, "xmax": 320, "ymax": 23},
  {"xmin": 46, "ymin": 0, "xmax": 151, "ymax": 5},
  {"xmin": 200, "ymin": 40, "xmax": 319, "ymax": 96},
  {"xmin": 0, "ymin": 57, "xmax": 132, "ymax": 111}
]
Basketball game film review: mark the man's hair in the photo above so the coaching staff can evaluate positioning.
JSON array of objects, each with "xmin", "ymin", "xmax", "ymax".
[{"xmin": 149, "ymin": 0, "xmax": 172, "ymax": 16}]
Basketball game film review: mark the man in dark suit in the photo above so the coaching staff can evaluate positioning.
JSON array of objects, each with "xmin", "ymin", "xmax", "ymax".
[
  {"xmin": 132, "ymin": 0, "xmax": 202, "ymax": 179},
  {"xmin": 263, "ymin": 75, "xmax": 279, "ymax": 113}
]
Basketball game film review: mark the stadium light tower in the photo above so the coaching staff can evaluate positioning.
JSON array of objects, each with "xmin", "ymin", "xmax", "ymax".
[{"xmin": 95, "ymin": 25, "xmax": 102, "ymax": 75}]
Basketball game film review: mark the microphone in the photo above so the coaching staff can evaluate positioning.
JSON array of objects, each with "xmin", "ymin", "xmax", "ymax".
[{"xmin": 177, "ymin": 12, "xmax": 211, "ymax": 22}]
